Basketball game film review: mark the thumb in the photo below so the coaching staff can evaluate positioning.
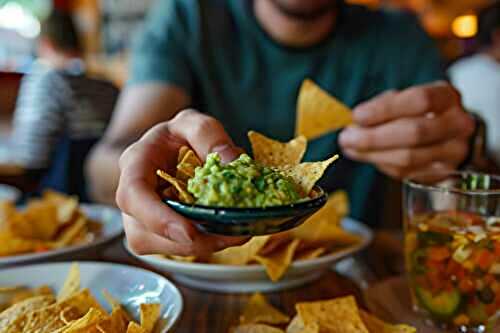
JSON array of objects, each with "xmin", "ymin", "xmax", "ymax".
[
  {"xmin": 168, "ymin": 110, "xmax": 244, "ymax": 163},
  {"xmin": 211, "ymin": 144, "xmax": 244, "ymax": 164}
]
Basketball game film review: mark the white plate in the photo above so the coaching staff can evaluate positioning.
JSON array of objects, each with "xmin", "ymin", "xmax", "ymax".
[
  {"xmin": 0, "ymin": 204, "xmax": 123, "ymax": 267},
  {"xmin": 0, "ymin": 262, "xmax": 183, "ymax": 333},
  {"xmin": 0, "ymin": 184, "xmax": 21, "ymax": 202},
  {"xmin": 126, "ymin": 218, "xmax": 373, "ymax": 293}
]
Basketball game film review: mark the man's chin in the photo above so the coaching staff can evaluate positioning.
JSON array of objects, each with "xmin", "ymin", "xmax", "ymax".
[{"xmin": 269, "ymin": 0, "xmax": 339, "ymax": 21}]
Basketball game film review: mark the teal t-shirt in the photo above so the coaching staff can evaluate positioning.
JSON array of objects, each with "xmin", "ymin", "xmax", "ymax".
[{"xmin": 130, "ymin": 0, "xmax": 445, "ymax": 226}]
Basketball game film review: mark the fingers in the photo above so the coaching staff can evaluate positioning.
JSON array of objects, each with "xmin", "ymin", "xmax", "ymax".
[
  {"xmin": 343, "ymin": 138, "xmax": 469, "ymax": 169},
  {"xmin": 124, "ymin": 214, "xmax": 249, "ymax": 257},
  {"xmin": 353, "ymin": 82, "xmax": 462, "ymax": 126},
  {"xmin": 167, "ymin": 109, "xmax": 242, "ymax": 163},
  {"xmin": 117, "ymin": 176, "xmax": 196, "ymax": 243},
  {"xmin": 377, "ymin": 162, "xmax": 456, "ymax": 180},
  {"xmin": 339, "ymin": 109, "xmax": 474, "ymax": 150},
  {"xmin": 117, "ymin": 132, "xmax": 198, "ymax": 244}
]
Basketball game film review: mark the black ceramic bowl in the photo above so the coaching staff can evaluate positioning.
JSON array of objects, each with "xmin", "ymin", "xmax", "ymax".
[{"xmin": 164, "ymin": 186, "xmax": 327, "ymax": 236}]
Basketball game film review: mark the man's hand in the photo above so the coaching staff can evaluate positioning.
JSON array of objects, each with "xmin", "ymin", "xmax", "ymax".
[
  {"xmin": 339, "ymin": 82, "xmax": 475, "ymax": 179},
  {"xmin": 116, "ymin": 109, "xmax": 247, "ymax": 257}
]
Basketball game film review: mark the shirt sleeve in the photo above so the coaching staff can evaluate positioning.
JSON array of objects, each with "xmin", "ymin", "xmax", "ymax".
[
  {"xmin": 7, "ymin": 69, "xmax": 68, "ymax": 169},
  {"xmin": 128, "ymin": 0, "xmax": 194, "ymax": 93}
]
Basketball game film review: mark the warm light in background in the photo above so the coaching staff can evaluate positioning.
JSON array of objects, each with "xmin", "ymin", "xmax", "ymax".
[
  {"xmin": 0, "ymin": 2, "xmax": 41, "ymax": 39},
  {"xmin": 452, "ymin": 14, "xmax": 478, "ymax": 38}
]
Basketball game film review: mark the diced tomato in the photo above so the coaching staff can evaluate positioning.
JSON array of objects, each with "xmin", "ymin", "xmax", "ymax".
[
  {"xmin": 425, "ymin": 259, "xmax": 446, "ymax": 273},
  {"xmin": 447, "ymin": 260, "xmax": 466, "ymax": 280},
  {"xmin": 484, "ymin": 274, "xmax": 496, "ymax": 286},
  {"xmin": 426, "ymin": 271, "xmax": 446, "ymax": 293},
  {"xmin": 459, "ymin": 278, "xmax": 476, "ymax": 294},
  {"xmin": 494, "ymin": 242, "xmax": 500, "ymax": 257},
  {"xmin": 486, "ymin": 303, "xmax": 498, "ymax": 316},
  {"xmin": 476, "ymin": 250, "xmax": 496, "ymax": 271},
  {"xmin": 428, "ymin": 246, "xmax": 451, "ymax": 262}
]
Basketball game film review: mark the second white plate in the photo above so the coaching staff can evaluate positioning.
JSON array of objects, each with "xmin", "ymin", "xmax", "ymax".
[{"xmin": 126, "ymin": 217, "xmax": 373, "ymax": 293}]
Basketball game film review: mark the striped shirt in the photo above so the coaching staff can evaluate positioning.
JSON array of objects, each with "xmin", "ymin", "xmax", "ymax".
[{"xmin": 0, "ymin": 60, "xmax": 118, "ymax": 169}]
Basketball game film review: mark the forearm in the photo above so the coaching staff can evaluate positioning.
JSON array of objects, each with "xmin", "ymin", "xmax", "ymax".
[{"xmin": 85, "ymin": 142, "xmax": 123, "ymax": 206}]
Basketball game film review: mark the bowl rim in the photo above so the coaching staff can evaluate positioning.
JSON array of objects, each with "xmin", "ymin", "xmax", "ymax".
[
  {"xmin": 163, "ymin": 185, "xmax": 327, "ymax": 213},
  {"xmin": 404, "ymin": 170, "xmax": 500, "ymax": 196}
]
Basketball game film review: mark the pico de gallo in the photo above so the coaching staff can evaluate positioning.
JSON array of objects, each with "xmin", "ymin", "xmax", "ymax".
[{"xmin": 406, "ymin": 211, "xmax": 500, "ymax": 330}]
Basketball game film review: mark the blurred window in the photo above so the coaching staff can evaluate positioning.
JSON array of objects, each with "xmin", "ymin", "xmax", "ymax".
[{"xmin": 0, "ymin": 0, "xmax": 51, "ymax": 72}]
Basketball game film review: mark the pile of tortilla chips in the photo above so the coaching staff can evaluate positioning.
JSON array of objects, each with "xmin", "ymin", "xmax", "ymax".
[
  {"xmin": 157, "ymin": 130, "xmax": 338, "ymax": 204},
  {"xmin": 0, "ymin": 263, "xmax": 161, "ymax": 333},
  {"xmin": 229, "ymin": 293, "xmax": 416, "ymax": 333},
  {"xmin": 161, "ymin": 190, "xmax": 361, "ymax": 282},
  {"xmin": 0, "ymin": 190, "xmax": 101, "ymax": 257}
]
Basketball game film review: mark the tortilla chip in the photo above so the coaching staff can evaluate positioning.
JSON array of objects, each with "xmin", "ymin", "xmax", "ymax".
[
  {"xmin": 62, "ymin": 289, "xmax": 104, "ymax": 315},
  {"xmin": 126, "ymin": 321, "xmax": 148, "ymax": 333},
  {"xmin": 54, "ymin": 216, "xmax": 87, "ymax": 248},
  {"xmin": 176, "ymin": 148, "xmax": 202, "ymax": 182},
  {"xmin": 0, "ymin": 286, "xmax": 25, "ymax": 293},
  {"xmin": 0, "ymin": 295, "xmax": 55, "ymax": 331},
  {"xmin": 140, "ymin": 303, "xmax": 161, "ymax": 333},
  {"xmin": 281, "ymin": 155, "xmax": 338, "ymax": 196},
  {"xmin": 360, "ymin": 310, "xmax": 416, "ymax": 333},
  {"xmin": 210, "ymin": 236, "xmax": 270, "ymax": 265},
  {"xmin": 168, "ymin": 255, "xmax": 196, "ymax": 263},
  {"xmin": 327, "ymin": 190, "xmax": 349, "ymax": 219},
  {"xmin": 295, "ymin": 296, "xmax": 369, "ymax": 333},
  {"xmin": 156, "ymin": 169, "xmax": 194, "ymax": 204},
  {"xmin": 58, "ymin": 263, "xmax": 80, "ymax": 302},
  {"xmin": 0, "ymin": 201, "xmax": 16, "ymax": 231},
  {"xmin": 240, "ymin": 293, "xmax": 290, "ymax": 325},
  {"xmin": 5, "ymin": 210, "xmax": 37, "ymax": 239},
  {"xmin": 61, "ymin": 307, "xmax": 107, "ymax": 332},
  {"xmin": 296, "ymin": 79, "xmax": 353, "ymax": 140},
  {"xmin": 43, "ymin": 190, "xmax": 79, "ymax": 225},
  {"xmin": 6, "ymin": 302, "xmax": 81, "ymax": 333},
  {"xmin": 8, "ymin": 285, "xmax": 53, "ymax": 305},
  {"xmin": 233, "ymin": 324, "xmax": 285, "ymax": 333},
  {"xmin": 286, "ymin": 315, "xmax": 319, "ymax": 333},
  {"xmin": 22, "ymin": 200, "xmax": 59, "ymax": 240},
  {"xmin": 254, "ymin": 239, "xmax": 300, "ymax": 282},
  {"xmin": 178, "ymin": 146, "xmax": 190, "ymax": 164},
  {"xmin": 0, "ymin": 231, "xmax": 36, "ymax": 256},
  {"xmin": 295, "ymin": 247, "xmax": 325, "ymax": 261},
  {"xmin": 97, "ymin": 307, "xmax": 129, "ymax": 333},
  {"xmin": 248, "ymin": 131, "xmax": 307, "ymax": 167},
  {"xmin": 289, "ymin": 191, "xmax": 359, "ymax": 247}
]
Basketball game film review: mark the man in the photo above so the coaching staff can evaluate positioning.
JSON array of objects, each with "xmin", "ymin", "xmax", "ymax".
[
  {"xmin": 449, "ymin": 2, "xmax": 500, "ymax": 165},
  {"xmin": 87, "ymin": 0, "xmax": 475, "ymax": 257},
  {"xmin": 0, "ymin": 10, "xmax": 118, "ymax": 179}
]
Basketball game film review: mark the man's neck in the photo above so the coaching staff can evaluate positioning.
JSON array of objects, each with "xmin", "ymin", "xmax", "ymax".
[{"xmin": 254, "ymin": 0, "xmax": 337, "ymax": 48}]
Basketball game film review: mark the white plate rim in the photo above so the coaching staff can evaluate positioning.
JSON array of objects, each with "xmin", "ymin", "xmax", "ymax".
[
  {"xmin": 125, "ymin": 217, "xmax": 373, "ymax": 273},
  {"xmin": 0, "ymin": 204, "xmax": 123, "ymax": 266},
  {"xmin": 0, "ymin": 184, "xmax": 22, "ymax": 202},
  {"xmin": 0, "ymin": 261, "xmax": 183, "ymax": 332}
]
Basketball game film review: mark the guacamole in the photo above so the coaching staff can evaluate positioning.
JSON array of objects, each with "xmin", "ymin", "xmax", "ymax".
[{"xmin": 187, "ymin": 153, "xmax": 301, "ymax": 208}]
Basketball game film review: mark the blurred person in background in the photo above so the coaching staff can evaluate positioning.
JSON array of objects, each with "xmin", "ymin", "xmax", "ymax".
[
  {"xmin": 0, "ymin": 9, "xmax": 118, "ymax": 181},
  {"xmin": 449, "ymin": 2, "xmax": 500, "ymax": 166},
  {"xmin": 88, "ymin": 0, "xmax": 480, "ymax": 256}
]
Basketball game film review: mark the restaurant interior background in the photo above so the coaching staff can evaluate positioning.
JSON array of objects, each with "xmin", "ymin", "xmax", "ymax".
[{"xmin": 0, "ymin": 0, "xmax": 496, "ymax": 226}]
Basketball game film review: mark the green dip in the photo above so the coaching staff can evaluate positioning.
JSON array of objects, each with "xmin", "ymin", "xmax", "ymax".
[{"xmin": 187, "ymin": 153, "xmax": 301, "ymax": 207}]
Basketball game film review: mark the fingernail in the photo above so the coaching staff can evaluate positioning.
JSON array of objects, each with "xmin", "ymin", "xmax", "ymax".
[
  {"xmin": 212, "ymin": 144, "xmax": 241, "ymax": 164},
  {"xmin": 165, "ymin": 224, "xmax": 193, "ymax": 244},
  {"xmin": 339, "ymin": 128, "xmax": 359, "ymax": 146}
]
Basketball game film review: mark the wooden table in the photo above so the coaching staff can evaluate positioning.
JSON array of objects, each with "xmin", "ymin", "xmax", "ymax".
[{"xmin": 91, "ymin": 231, "xmax": 405, "ymax": 333}]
